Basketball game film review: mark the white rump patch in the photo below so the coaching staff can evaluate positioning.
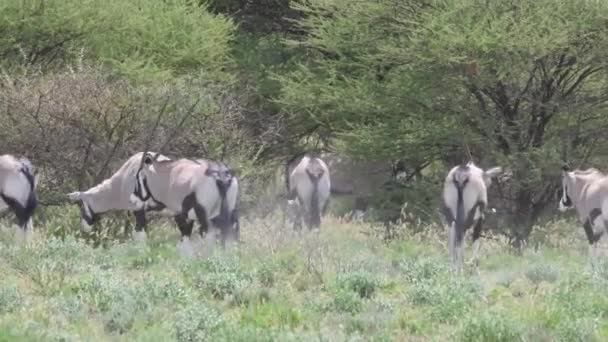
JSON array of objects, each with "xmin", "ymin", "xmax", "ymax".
[
  {"xmin": 187, "ymin": 209, "xmax": 196, "ymax": 221},
  {"xmin": 3, "ymin": 173, "xmax": 30, "ymax": 206}
]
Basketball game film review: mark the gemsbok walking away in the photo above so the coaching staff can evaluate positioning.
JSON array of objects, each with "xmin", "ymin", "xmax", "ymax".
[
  {"xmin": 559, "ymin": 164, "xmax": 608, "ymax": 263},
  {"xmin": 134, "ymin": 153, "xmax": 238, "ymax": 256},
  {"xmin": 286, "ymin": 153, "xmax": 331, "ymax": 231},
  {"xmin": 203, "ymin": 159, "xmax": 240, "ymax": 241},
  {"xmin": 441, "ymin": 162, "xmax": 502, "ymax": 271},
  {"xmin": 67, "ymin": 151, "xmax": 171, "ymax": 240},
  {"xmin": 0, "ymin": 154, "xmax": 38, "ymax": 243}
]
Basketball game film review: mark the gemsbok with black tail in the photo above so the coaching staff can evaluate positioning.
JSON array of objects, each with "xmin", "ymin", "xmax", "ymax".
[
  {"xmin": 286, "ymin": 153, "xmax": 331, "ymax": 231},
  {"xmin": 203, "ymin": 159, "xmax": 240, "ymax": 242},
  {"xmin": 441, "ymin": 161, "xmax": 502, "ymax": 271},
  {"xmin": 134, "ymin": 153, "xmax": 238, "ymax": 256},
  {"xmin": 559, "ymin": 164, "xmax": 608, "ymax": 263},
  {"xmin": 0, "ymin": 154, "xmax": 38, "ymax": 244},
  {"xmin": 67, "ymin": 151, "xmax": 171, "ymax": 241}
]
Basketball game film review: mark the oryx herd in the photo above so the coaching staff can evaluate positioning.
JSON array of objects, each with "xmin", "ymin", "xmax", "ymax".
[{"xmin": 1, "ymin": 150, "xmax": 607, "ymax": 269}]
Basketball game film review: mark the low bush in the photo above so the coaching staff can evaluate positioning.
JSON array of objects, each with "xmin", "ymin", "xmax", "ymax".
[
  {"xmin": 0, "ymin": 284, "xmax": 22, "ymax": 314},
  {"xmin": 174, "ymin": 302, "xmax": 224, "ymax": 342},
  {"xmin": 336, "ymin": 271, "xmax": 378, "ymax": 299},
  {"xmin": 457, "ymin": 311, "xmax": 525, "ymax": 342}
]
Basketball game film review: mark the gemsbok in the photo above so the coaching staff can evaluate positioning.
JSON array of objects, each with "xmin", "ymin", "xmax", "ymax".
[
  {"xmin": 285, "ymin": 153, "xmax": 331, "ymax": 231},
  {"xmin": 0, "ymin": 154, "xmax": 38, "ymax": 243},
  {"xmin": 559, "ymin": 164, "xmax": 608, "ymax": 262},
  {"xmin": 441, "ymin": 161, "xmax": 502, "ymax": 271},
  {"xmin": 134, "ymin": 153, "xmax": 238, "ymax": 256},
  {"xmin": 67, "ymin": 151, "xmax": 172, "ymax": 240}
]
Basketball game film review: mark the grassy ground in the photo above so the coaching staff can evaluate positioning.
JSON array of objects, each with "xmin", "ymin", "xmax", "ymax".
[{"xmin": 0, "ymin": 211, "xmax": 607, "ymax": 341}]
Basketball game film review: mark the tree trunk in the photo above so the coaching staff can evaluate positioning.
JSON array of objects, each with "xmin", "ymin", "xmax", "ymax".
[{"xmin": 511, "ymin": 188, "xmax": 537, "ymax": 251}]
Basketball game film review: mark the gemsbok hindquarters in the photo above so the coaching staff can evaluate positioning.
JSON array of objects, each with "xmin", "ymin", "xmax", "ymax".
[
  {"xmin": 559, "ymin": 165, "xmax": 608, "ymax": 262},
  {"xmin": 67, "ymin": 151, "xmax": 171, "ymax": 240},
  {"xmin": 194, "ymin": 158, "xmax": 240, "ymax": 243},
  {"xmin": 441, "ymin": 162, "xmax": 502, "ymax": 271},
  {"xmin": 286, "ymin": 154, "xmax": 331, "ymax": 231},
  {"xmin": 0, "ymin": 154, "xmax": 38, "ymax": 243},
  {"xmin": 135, "ymin": 153, "xmax": 238, "ymax": 256}
]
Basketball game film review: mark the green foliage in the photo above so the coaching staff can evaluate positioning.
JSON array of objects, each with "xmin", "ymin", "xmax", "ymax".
[
  {"xmin": 186, "ymin": 255, "xmax": 253, "ymax": 299},
  {"xmin": 0, "ymin": 215, "xmax": 607, "ymax": 339},
  {"xmin": 398, "ymin": 256, "xmax": 450, "ymax": 283},
  {"xmin": 49, "ymin": 295, "xmax": 88, "ymax": 323},
  {"xmin": 2, "ymin": 236, "xmax": 96, "ymax": 294},
  {"xmin": 456, "ymin": 311, "xmax": 525, "ymax": 342},
  {"xmin": 525, "ymin": 262, "xmax": 560, "ymax": 284},
  {"xmin": 332, "ymin": 287, "xmax": 363, "ymax": 314},
  {"xmin": 257, "ymin": 262, "xmax": 277, "ymax": 287},
  {"xmin": 0, "ymin": 285, "xmax": 22, "ymax": 314},
  {"xmin": 336, "ymin": 271, "xmax": 378, "ymax": 299},
  {"xmin": 174, "ymin": 302, "xmax": 225, "ymax": 342},
  {"xmin": 0, "ymin": 0, "xmax": 236, "ymax": 83},
  {"xmin": 278, "ymin": 0, "xmax": 608, "ymax": 236}
]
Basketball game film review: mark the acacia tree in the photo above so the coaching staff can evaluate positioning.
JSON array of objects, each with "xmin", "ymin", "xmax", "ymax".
[
  {"xmin": 277, "ymin": 0, "xmax": 608, "ymax": 242},
  {"xmin": 406, "ymin": 0, "xmax": 608, "ymax": 245}
]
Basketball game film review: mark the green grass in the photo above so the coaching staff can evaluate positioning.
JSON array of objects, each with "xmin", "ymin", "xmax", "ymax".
[{"xmin": 0, "ymin": 215, "xmax": 607, "ymax": 341}]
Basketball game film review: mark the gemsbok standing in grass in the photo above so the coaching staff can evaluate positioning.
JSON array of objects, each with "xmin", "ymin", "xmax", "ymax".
[
  {"xmin": 558, "ymin": 164, "xmax": 608, "ymax": 263},
  {"xmin": 67, "ymin": 151, "xmax": 172, "ymax": 241},
  {"xmin": 286, "ymin": 153, "xmax": 331, "ymax": 231},
  {"xmin": 441, "ymin": 161, "xmax": 502, "ymax": 271},
  {"xmin": 0, "ymin": 154, "xmax": 38, "ymax": 244},
  {"xmin": 134, "ymin": 153, "xmax": 238, "ymax": 256},
  {"xmin": 189, "ymin": 158, "xmax": 240, "ymax": 243}
]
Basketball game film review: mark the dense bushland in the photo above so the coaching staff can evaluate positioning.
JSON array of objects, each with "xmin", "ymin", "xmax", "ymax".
[
  {"xmin": 2, "ymin": 2, "xmax": 608, "ymax": 340},
  {"xmin": 2, "ymin": 0, "xmax": 608, "ymax": 240}
]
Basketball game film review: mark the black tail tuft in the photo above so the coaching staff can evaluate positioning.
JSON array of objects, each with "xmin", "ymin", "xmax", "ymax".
[
  {"xmin": 212, "ymin": 179, "xmax": 231, "ymax": 230},
  {"xmin": 306, "ymin": 168, "xmax": 323, "ymax": 229},
  {"xmin": 20, "ymin": 165, "xmax": 38, "ymax": 226},
  {"xmin": 452, "ymin": 173, "xmax": 468, "ymax": 246}
]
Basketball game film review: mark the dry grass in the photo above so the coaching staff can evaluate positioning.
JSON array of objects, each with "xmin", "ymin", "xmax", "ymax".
[{"xmin": 0, "ymin": 212, "xmax": 607, "ymax": 341}]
